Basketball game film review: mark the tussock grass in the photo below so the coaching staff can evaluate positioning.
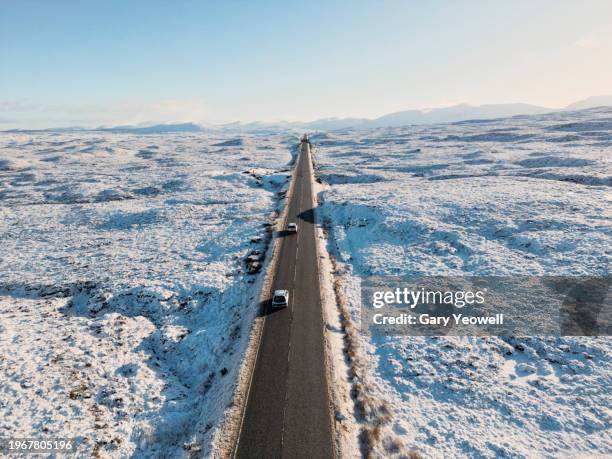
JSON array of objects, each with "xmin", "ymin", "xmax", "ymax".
[{"xmin": 327, "ymin": 231, "xmax": 422, "ymax": 459}]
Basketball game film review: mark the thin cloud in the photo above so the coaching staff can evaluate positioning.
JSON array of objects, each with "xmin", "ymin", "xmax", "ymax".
[
  {"xmin": 573, "ymin": 33, "xmax": 601, "ymax": 49},
  {"xmin": 0, "ymin": 99, "xmax": 209, "ymax": 129}
]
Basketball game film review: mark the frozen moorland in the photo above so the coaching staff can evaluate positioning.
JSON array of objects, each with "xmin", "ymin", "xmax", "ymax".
[
  {"xmin": 0, "ymin": 131, "xmax": 293, "ymax": 456},
  {"xmin": 312, "ymin": 107, "xmax": 611, "ymax": 457}
]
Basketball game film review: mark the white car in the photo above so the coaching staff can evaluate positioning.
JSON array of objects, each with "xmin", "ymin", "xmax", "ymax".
[
  {"xmin": 271, "ymin": 289, "xmax": 289, "ymax": 308},
  {"xmin": 287, "ymin": 223, "xmax": 298, "ymax": 233}
]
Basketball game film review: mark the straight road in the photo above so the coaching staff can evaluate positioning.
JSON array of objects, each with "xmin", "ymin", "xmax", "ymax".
[{"xmin": 234, "ymin": 139, "xmax": 334, "ymax": 458}]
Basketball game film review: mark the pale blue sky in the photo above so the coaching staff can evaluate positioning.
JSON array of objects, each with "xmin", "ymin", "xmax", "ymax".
[{"xmin": 1, "ymin": 0, "xmax": 611, "ymax": 128}]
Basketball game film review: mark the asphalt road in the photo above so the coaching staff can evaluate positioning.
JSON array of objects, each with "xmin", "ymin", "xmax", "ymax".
[{"xmin": 234, "ymin": 140, "xmax": 334, "ymax": 458}]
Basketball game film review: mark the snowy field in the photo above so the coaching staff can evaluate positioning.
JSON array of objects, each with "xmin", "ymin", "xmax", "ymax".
[
  {"xmin": 312, "ymin": 107, "xmax": 612, "ymax": 457},
  {"xmin": 0, "ymin": 131, "xmax": 293, "ymax": 457}
]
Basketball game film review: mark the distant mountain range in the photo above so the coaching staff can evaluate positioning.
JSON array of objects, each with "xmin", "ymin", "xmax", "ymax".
[
  {"xmin": 219, "ymin": 96, "xmax": 612, "ymax": 132},
  {"xmin": 4, "ymin": 96, "xmax": 611, "ymax": 134},
  {"xmin": 2, "ymin": 122, "xmax": 206, "ymax": 134},
  {"xmin": 564, "ymin": 95, "xmax": 612, "ymax": 111},
  {"xmin": 96, "ymin": 122, "xmax": 205, "ymax": 134},
  {"xmin": 295, "ymin": 96, "xmax": 612, "ymax": 131},
  {"xmin": 302, "ymin": 103, "xmax": 552, "ymax": 131}
]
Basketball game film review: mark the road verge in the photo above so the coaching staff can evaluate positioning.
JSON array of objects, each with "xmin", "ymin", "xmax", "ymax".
[{"xmin": 310, "ymin": 142, "xmax": 422, "ymax": 459}]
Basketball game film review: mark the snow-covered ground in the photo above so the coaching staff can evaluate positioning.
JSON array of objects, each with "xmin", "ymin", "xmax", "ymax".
[
  {"xmin": 312, "ymin": 107, "xmax": 612, "ymax": 457},
  {"xmin": 0, "ymin": 131, "xmax": 293, "ymax": 457}
]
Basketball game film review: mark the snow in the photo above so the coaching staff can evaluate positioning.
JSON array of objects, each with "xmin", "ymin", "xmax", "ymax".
[
  {"xmin": 0, "ymin": 131, "xmax": 293, "ymax": 457},
  {"xmin": 313, "ymin": 167, "xmax": 361, "ymax": 456},
  {"xmin": 312, "ymin": 107, "xmax": 612, "ymax": 457}
]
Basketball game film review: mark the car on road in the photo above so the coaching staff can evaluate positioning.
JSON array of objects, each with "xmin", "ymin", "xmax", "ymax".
[
  {"xmin": 287, "ymin": 222, "xmax": 298, "ymax": 233},
  {"xmin": 271, "ymin": 289, "xmax": 289, "ymax": 308}
]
